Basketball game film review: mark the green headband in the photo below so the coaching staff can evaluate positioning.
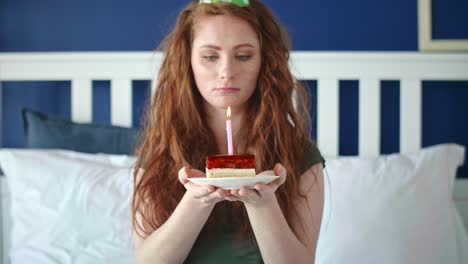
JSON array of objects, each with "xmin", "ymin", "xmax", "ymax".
[{"xmin": 199, "ymin": 0, "xmax": 250, "ymax": 7}]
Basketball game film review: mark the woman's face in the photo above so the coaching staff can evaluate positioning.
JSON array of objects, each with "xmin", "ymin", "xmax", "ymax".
[{"xmin": 191, "ymin": 14, "xmax": 261, "ymax": 112}]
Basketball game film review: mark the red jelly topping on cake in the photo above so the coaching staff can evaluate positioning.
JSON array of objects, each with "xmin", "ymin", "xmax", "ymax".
[{"xmin": 206, "ymin": 154, "xmax": 255, "ymax": 169}]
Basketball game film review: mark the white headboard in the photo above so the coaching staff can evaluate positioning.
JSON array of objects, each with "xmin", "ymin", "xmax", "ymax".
[
  {"xmin": 1, "ymin": 52, "xmax": 468, "ymax": 155},
  {"xmin": 1, "ymin": 51, "xmax": 468, "ymax": 263}
]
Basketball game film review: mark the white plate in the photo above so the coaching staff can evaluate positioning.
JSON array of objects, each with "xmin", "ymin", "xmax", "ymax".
[{"xmin": 187, "ymin": 175, "xmax": 280, "ymax": 190}]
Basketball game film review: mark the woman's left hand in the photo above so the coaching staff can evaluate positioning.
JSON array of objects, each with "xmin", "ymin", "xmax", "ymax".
[{"xmin": 225, "ymin": 163, "xmax": 287, "ymax": 207}]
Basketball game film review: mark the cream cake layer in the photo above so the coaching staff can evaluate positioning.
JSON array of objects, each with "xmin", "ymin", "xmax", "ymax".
[{"xmin": 206, "ymin": 168, "xmax": 256, "ymax": 178}]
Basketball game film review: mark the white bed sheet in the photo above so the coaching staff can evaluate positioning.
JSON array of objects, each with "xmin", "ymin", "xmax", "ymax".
[{"xmin": 0, "ymin": 145, "xmax": 467, "ymax": 264}]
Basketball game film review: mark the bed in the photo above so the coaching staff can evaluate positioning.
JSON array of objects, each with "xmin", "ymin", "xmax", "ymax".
[{"xmin": 0, "ymin": 51, "xmax": 468, "ymax": 263}]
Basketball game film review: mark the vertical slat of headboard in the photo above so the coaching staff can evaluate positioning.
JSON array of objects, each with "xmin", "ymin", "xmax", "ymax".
[
  {"xmin": 0, "ymin": 82, "xmax": 4, "ymax": 263},
  {"xmin": 359, "ymin": 79, "xmax": 381, "ymax": 156},
  {"xmin": 0, "ymin": 81, "xmax": 3, "ymax": 147},
  {"xmin": 111, "ymin": 78, "xmax": 133, "ymax": 127},
  {"xmin": 317, "ymin": 79, "xmax": 339, "ymax": 158},
  {"xmin": 71, "ymin": 79, "xmax": 92, "ymax": 123},
  {"xmin": 400, "ymin": 79, "xmax": 422, "ymax": 153},
  {"xmin": 1, "ymin": 72, "xmax": 6, "ymax": 264},
  {"xmin": 0, "ymin": 177, "xmax": 10, "ymax": 264}
]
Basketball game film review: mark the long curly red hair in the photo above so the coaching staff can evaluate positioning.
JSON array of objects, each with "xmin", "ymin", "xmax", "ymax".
[{"xmin": 132, "ymin": 0, "xmax": 313, "ymax": 240}]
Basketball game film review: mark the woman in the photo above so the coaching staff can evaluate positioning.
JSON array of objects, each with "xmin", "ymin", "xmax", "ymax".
[{"xmin": 132, "ymin": 1, "xmax": 325, "ymax": 263}]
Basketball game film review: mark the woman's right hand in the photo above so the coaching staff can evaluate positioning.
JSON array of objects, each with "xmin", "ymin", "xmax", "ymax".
[{"xmin": 178, "ymin": 166, "xmax": 229, "ymax": 205}]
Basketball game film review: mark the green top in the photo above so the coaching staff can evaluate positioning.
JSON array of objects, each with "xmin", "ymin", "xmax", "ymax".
[
  {"xmin": 185, "ymin": 140, "xmax": 324, "ymax": 264},
  {"xmin": 186, "ymin": 232, "xmax": 262, "ymax": 264}
]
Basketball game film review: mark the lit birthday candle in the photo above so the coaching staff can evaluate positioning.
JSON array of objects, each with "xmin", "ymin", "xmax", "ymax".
[{"xmin": 226, "ymin": 106, "xmax": 234, "ymax": 155}]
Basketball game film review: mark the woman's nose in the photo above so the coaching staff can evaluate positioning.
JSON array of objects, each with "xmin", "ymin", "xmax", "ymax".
[{"xmin": 219, "ymin": 58, "xmax": 236, "ymax": 80}]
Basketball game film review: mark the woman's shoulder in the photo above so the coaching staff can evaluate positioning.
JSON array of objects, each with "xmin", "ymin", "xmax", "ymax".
[{"xmin": 303, "ymin": 139, "xmax": 325, "ymax": 171}]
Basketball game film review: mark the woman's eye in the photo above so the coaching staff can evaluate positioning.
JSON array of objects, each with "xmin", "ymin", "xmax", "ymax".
[
  {"xmin": 237, "ymin": 55, "xmax": 251, "ymax": 61},
  {"xmin": 203, "ymin": 55, "xmax": 218, "ymax": 61}
]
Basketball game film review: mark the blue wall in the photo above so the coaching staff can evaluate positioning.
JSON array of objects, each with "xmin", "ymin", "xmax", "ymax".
[
  {"xmin": 1, "ymin": 0, "xmax": 420, "ymax": 51},
  {"xmin": 1, "ymin": 0, "xmax": 468, "ymax": 177}
]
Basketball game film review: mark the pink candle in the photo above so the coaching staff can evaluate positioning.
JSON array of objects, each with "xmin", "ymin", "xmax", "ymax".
[{"xmin": 226, "ymin": 106, "xmax": 234, "ymax": 155}]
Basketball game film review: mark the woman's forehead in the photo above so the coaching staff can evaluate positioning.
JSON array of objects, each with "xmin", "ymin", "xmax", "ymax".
[{"xmin": 192, "ymin": 15, "xmax": 259, "ymax": 48}]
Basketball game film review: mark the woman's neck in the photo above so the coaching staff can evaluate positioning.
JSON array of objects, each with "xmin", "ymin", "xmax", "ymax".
[{"xmin": 204, "ymin": 105, "xmax": 246, "ymax": 154}]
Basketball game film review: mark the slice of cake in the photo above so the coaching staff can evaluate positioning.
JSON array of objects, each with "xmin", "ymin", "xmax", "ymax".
[{"xmin": 206, "ymin": 154, "xmax": 256, "ymax": 178}]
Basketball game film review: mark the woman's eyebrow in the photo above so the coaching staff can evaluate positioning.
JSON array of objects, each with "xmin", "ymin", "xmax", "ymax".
[
  {"xmin": 200, "ymin": 44, "xmax": 221, "ymax": 50},
  {"xmin": 199, "ymin": 43, "xmax": 256, "ymax": 50},
  {"xmin": 233, "ymin": 43, "xmax": 255, "ymax": 49}
]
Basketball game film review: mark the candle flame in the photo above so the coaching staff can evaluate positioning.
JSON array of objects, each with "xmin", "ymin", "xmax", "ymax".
[{"xmin": 227, "ymin": 106, "xmax": 231, "ymax": 119}]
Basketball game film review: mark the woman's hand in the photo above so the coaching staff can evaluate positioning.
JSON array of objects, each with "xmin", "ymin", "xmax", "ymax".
[
  {"xmin": 225, "ymin": 163, "xmax": 287, "ymax": 207},
  {"xmin": 178, "ymin": 167, "xmax": 229, "ymax": 206}
]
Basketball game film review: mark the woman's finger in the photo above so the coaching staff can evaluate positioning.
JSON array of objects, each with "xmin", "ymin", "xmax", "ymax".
[
  {"xmin": 254, "ymin": 182, "xmax": 274, "ymax": 197},
  {"xmin": 227, "ymin": 189, "xmax": 243, "ymax": 201},
  {"xmin": 214, "ymin": 188, "xmax": 229, "ymax": 199},
  {"xmin": 178, "ymin": 167, "xmax": 189, "ymax": 184},
  {"xmin": 180, "ymin": 167, "xmax": 206, "ymax": 183},
  {"xmin": 230, "ymin": 189, "xmax": 240, "ymax": 196},
  {"xmin": 203, "ymin": 191, "xmax": 227, "ymax": 203},
  {"xmin": 238, "ymin": 187, "xmax": 259, "ymax": 202},
  {"xmin": 257, "ymin": 170, "xmax": 274, "ymax": 176},
  {"xmin": 179, "ymin": 167, "xmax": 230, "ymax": 204},
  {"xmin": 272, "ymin": 163, "xmax": 287, "ymax": 186},
  {"xmin": 187, "ymin": 168, "xmax": 206, "ymax": 178},
  {"xmin": 185, "ymin": 182, "xmax": 215, "ymax": 198}
]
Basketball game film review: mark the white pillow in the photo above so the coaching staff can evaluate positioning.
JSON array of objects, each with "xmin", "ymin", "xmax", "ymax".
[
  {"xmin": 0, "ymin": 149, "xmax": 137, "ymax": 264},
  {"xmin": 316, "ymin": 144, "xmax": 468, "ymax": 264}
]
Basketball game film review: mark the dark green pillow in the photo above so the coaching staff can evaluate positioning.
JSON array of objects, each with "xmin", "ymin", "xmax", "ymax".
[{"xmin": 21, "ymin": 108, "xmax": 140, "ymax": 155}]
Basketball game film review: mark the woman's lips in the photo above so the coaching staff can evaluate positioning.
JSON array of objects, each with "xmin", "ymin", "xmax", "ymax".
[{"xmin": 213, "ymin": 87, "xmax": 241, "ymax": 94}]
